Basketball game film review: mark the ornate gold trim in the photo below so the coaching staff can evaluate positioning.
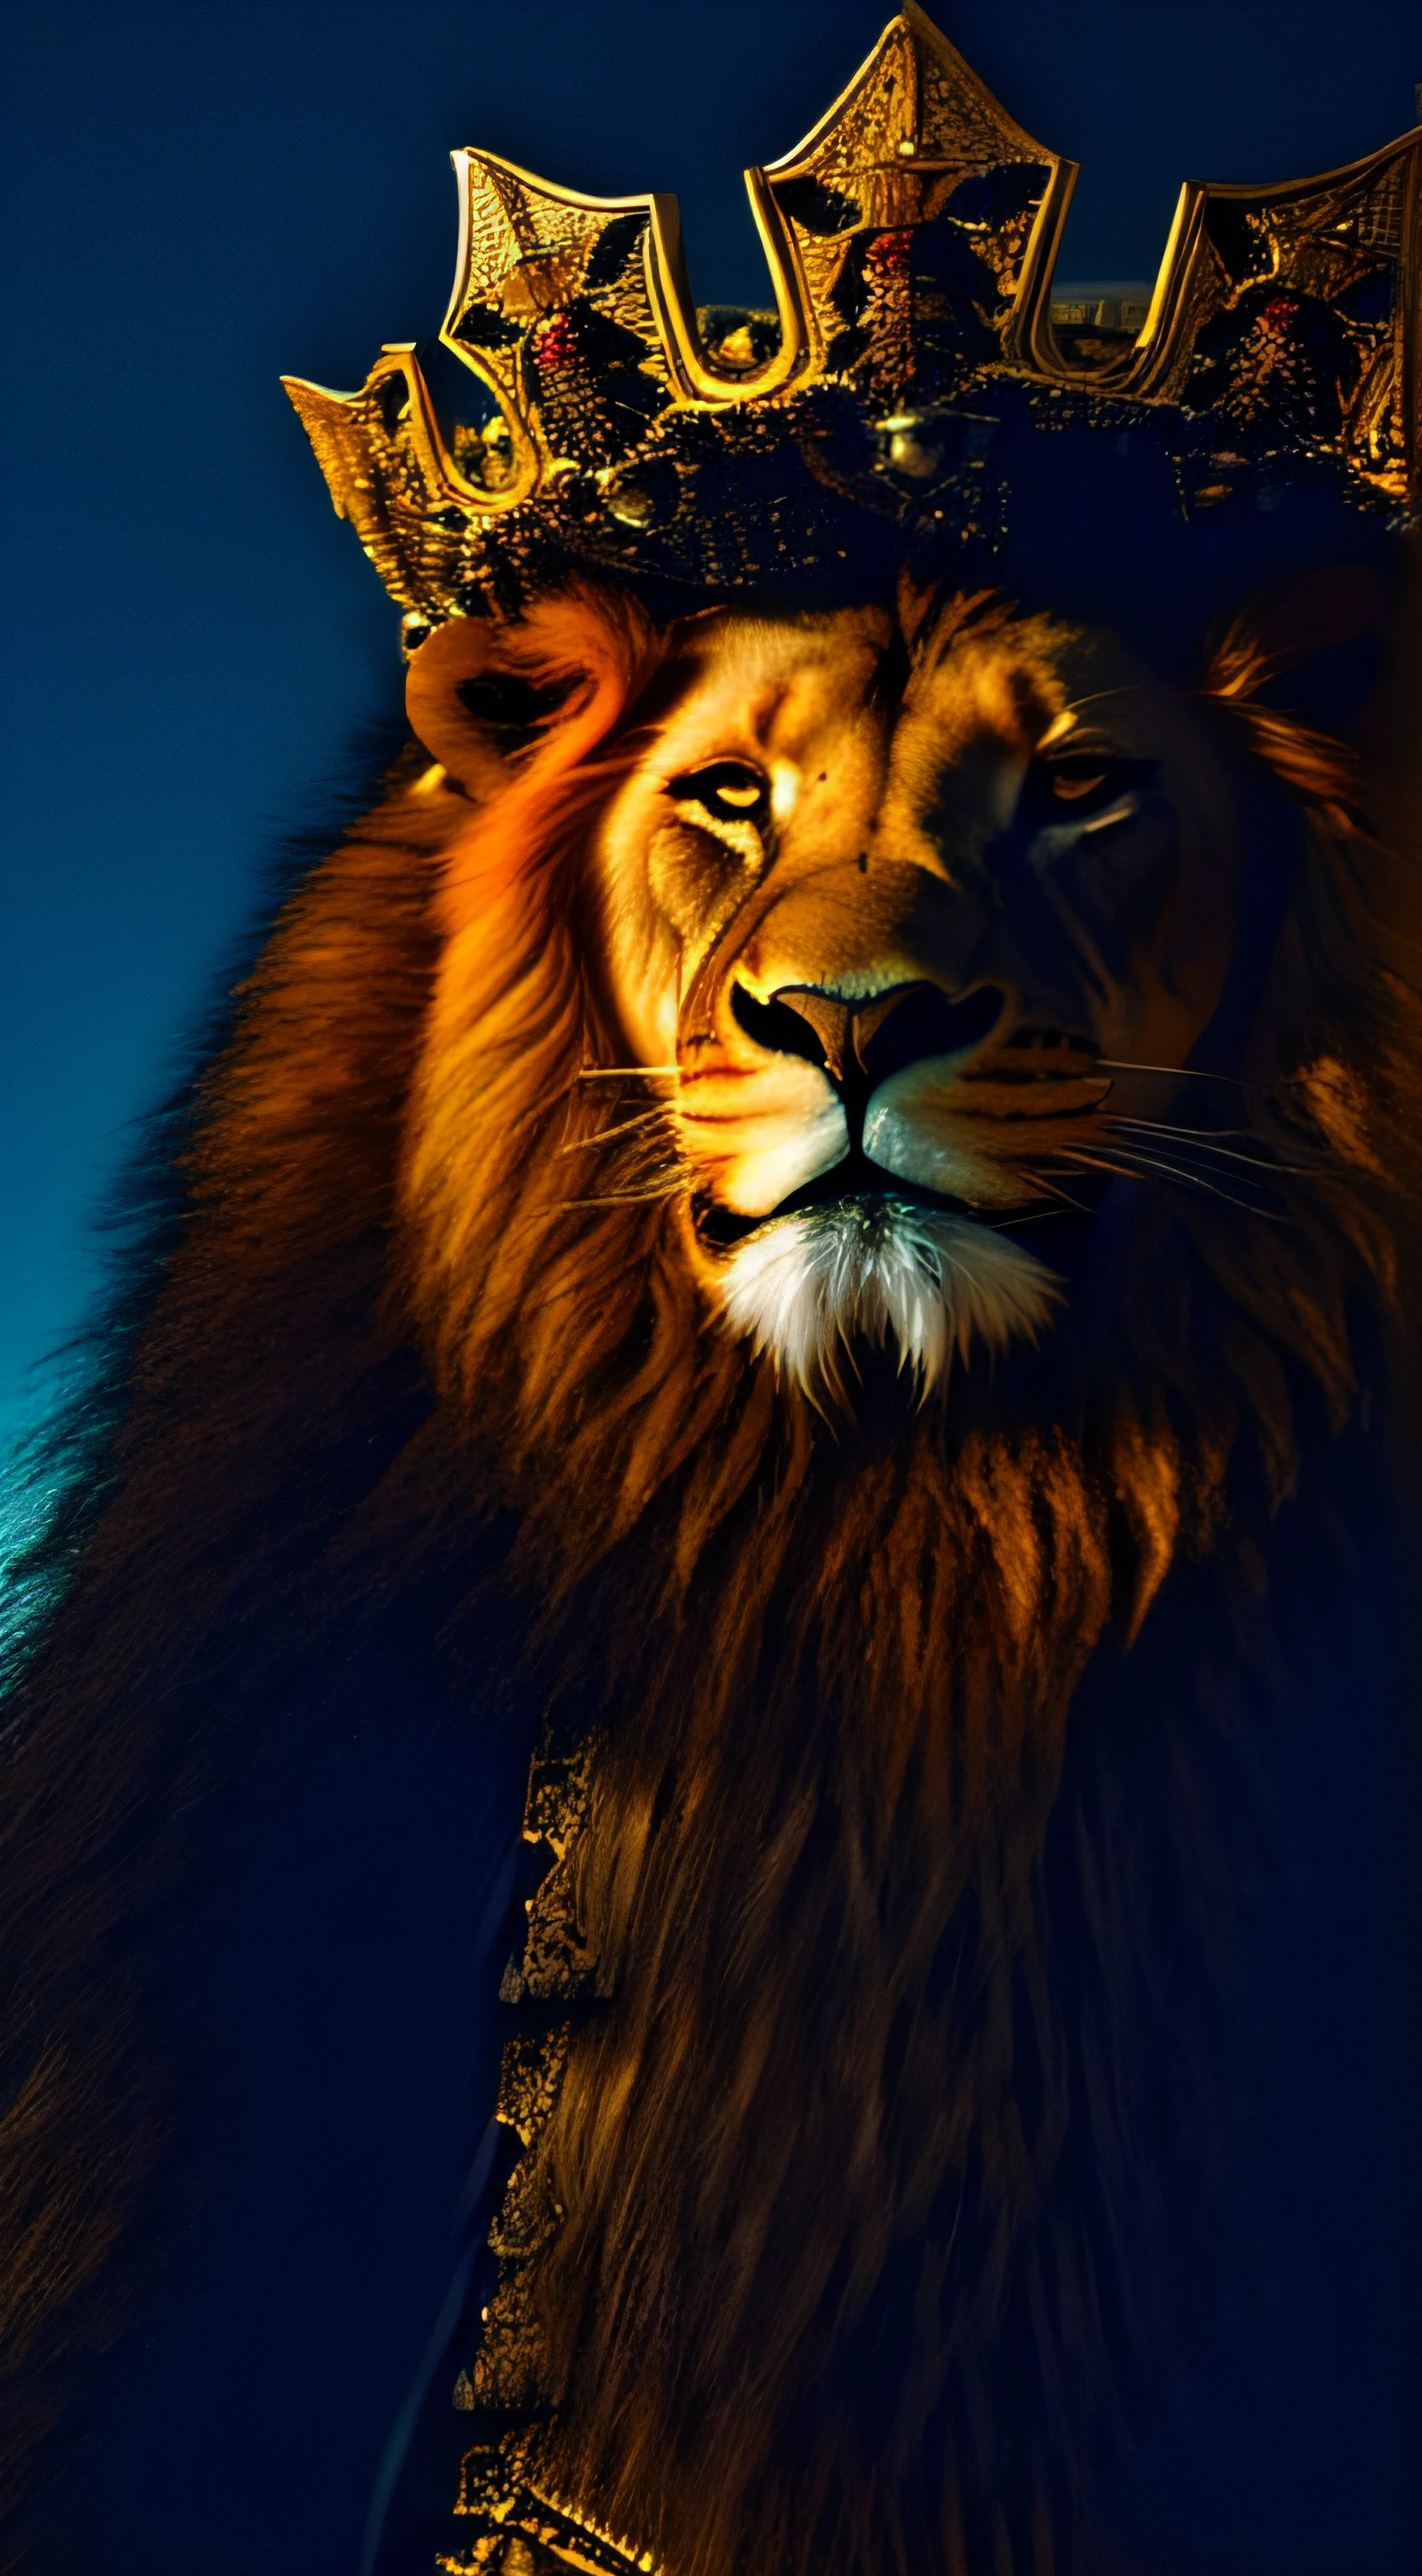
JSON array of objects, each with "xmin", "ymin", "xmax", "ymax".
[{"xmin": 282, "ymin": 11, "xmax": 1419, "ymax": 631}]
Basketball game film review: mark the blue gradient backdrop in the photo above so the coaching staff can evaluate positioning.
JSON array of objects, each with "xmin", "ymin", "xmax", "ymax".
[{"xmin": 2, "ymin": 0, "xmax": 1419, "ymax": 1455}]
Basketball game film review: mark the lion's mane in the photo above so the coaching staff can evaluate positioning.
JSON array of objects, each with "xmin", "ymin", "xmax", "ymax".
[{"xmin": 2, "ymin": 571, "xmax": 1419, "ymax": 2570}]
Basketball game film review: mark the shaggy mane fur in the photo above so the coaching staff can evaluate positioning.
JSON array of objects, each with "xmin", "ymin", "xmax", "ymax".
[{"xmin": 2, "ymin": 569, "xmax": 1419, "ymax": 2572}]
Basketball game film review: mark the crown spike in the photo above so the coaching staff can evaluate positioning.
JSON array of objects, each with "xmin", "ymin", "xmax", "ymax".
[
  {"xmin": 440, "ymin": 149, "xmax": 678, "ymax": 478},
  {"xmin": 280, "ymin": 345, "xmax": 495, "ymax": 606},
  {"xmin": 756, "ymin": 3, "xmax": 1072, "ymax": 396},
  {"xmin": 765, "ymin": 3, "xmax": 1050, "ymax": 185}
]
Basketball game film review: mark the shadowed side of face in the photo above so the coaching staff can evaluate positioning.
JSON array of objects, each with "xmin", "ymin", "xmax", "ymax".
[{"xmin": 591, "ymin": 595, "xmax": 1247, "ymax": 1391}]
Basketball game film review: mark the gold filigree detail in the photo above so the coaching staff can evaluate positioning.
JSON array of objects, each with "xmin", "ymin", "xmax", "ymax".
[
  {"xmin": 442, "ymin": 2428, "xmax": 661, "ymax": 2576},
  {"xmin": 493, "ymin": 2022, "xmax": 571, "ymax": 2149},
  {"xmin": 467, "ymin": 2264, "xmax": 552, "ymax": 2414},
  {"xmin": 457, "ymin": 1728, "xmax": 605, "ymax": 2431}
]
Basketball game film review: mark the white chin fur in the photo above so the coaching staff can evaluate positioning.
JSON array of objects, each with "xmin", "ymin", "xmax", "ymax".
[{"xmin": 717, "ymin": 1197, "xmax": 1060, "ymax": 1397}]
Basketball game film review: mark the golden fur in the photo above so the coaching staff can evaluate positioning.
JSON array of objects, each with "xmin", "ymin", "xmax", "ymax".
[{"xmin": 2, "ymin": 562, "xmax": 1419, "ymax": 2570}]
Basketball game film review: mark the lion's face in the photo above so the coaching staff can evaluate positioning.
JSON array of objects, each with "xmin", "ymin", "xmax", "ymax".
[{"xmin": 589, "ymin": 595, "xmax": 1245, "ymax": 1387}]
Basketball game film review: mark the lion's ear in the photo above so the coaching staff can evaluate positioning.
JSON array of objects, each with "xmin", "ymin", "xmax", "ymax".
[{"xmin": 405, "ymin": 586, "xmax": 662, "ymax": 798}]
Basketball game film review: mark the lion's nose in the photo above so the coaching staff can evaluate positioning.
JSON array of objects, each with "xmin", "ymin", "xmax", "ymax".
[{"xmin": 733, "ymin": 980, "xmax": 1005, "ymax": 1083}]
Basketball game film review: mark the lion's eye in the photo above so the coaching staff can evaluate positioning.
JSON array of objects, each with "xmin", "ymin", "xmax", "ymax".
[
  {"xmin": 1018, "ymin": 748, "xmax": 1155, "ymax": 835},
  {"xmin": 668, "ymin": 761, "xmax": 769, "ymax": 823}
]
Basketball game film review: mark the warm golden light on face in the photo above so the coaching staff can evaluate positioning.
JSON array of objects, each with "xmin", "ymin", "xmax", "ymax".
[{"xmin": 583, "ymin": 594, "xmax": 1245, "ymax": 1341}]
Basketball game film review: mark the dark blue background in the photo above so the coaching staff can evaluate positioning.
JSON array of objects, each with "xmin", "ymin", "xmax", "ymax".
[{"xmin": 2, "ymin": 0, "xmax": 1420, "ymax": 1476}]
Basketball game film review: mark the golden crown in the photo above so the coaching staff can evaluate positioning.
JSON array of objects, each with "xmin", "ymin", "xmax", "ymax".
[{"xmin": 283, "ymin": 3, "xmax": 1419, "ymax": 636}]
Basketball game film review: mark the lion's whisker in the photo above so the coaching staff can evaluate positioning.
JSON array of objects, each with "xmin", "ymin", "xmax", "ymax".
[
  {"xmin": 1054, "ymin": 1143, "xmax": 1288, "ymax": 1220},
  {"xmin": 988, "ymin": 1205, "xmax": 1081, "ymax": 1231},
  {"xmin": 1103, "ymin": 1117, "xmax": 1314, "ymax": 1176},
  {"xmin": 1097, "ymin": 1058, "xmax": 1263, "ymax": 1091},
  {"xmin": 558, "ymin": 1107, "xmax": 680, "ymax": 1156},
  {"xmin": 1020, "ymin": 1171, "xmax": 1093, "ymax": 1216},
  {"xmin": 558, "ymin": 1182, "xmax": 684, "ymax": 1208},
  {"xmin": 1062, "ymin": 1141, "xmax": 1242, "ymax": 1192},
  {"xmin": 1102, "ymin": 1133, "xmax": 1305, "ymax": 1187},
  {"xmin": 577, "ymin": 1064, "xmax": 682, "ymax": 1079},
  {"xmin": 1104, "ymin": 1117, "xmax": 1259, "ymax": 1140}
]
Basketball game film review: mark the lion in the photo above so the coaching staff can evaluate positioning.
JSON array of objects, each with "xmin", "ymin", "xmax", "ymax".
[{"xmin": 2, "ymin": 555, "xmax": 1419, "ymax": 2575}]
